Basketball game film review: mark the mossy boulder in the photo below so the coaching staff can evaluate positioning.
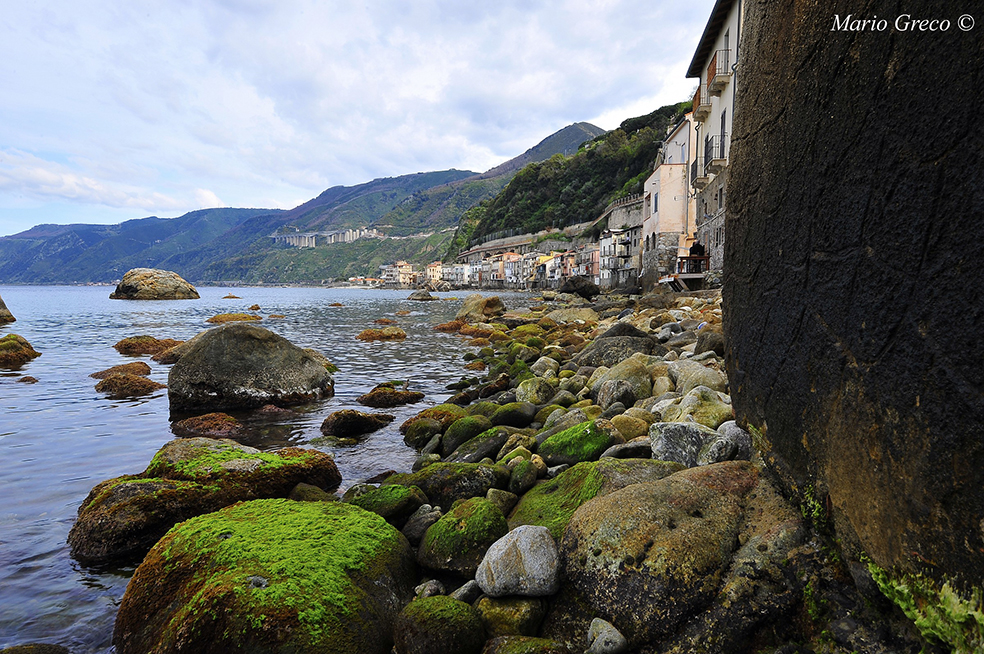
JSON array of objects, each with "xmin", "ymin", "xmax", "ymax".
[
  {"xmin": 0, "ymin": 293, "xmax": 15, "ymax": 323},
  {"xmin": 417, "ymin": 497, "xmax": 508, "ymax": 576},
  {"xmin": 205, "ymin": 312, "xmax": 262, "ymax": 324},
  {"xmin": 442, "ymin": 415, "xmax": 495, "ymax": 457},
  {"xmin": 537, "ymin": 419, "xmax": 623, "ymax": 467},
  {"xmin": 320, "ymin": 409, "xmax": 395, "ymax": 438},
  {"xmin": 508, "ymin": 459, "xmax": 685, "ymax": 539},
  {"xmin": 0, "ymin": 334, "xmax": 41, "ymax": 368},
  {"xmin": 659, "ymin": 386, "xmax": 734, "ymax": 429},
  {"xmin": 384, "ymin": 463, "xmax": 509, "ymax": 509},
  {"xmin": 359, "ymin": 383, "xmax": 425, "ymax": 408},
  {"xmin": 113, "ymin": 499, "xmax": 415, "ymax": 654},
  {"xmin": 476, "ymin": 596, "xmax": 550, "ymax": 638},
  {"xmin": 347, "ymin": 484, "xmax": 428, "ymax": 529},
  {"xmin": 516, "ymin": 378, "xmax": 556, "ymax": 405},
  {"xmin": 172, "ymin": 412, "xmax": 244, "ymax": 439},
  {"xmin": 400, "ymin": 403, "xmax": 468, "ymax": 434},
  {"xmin": 68, "ymin": 438, "xmax": 340, "ymax": 564},
  {"xmin": 90, "ymin": 362, "xmax": 152, "ymax": 379},
  {"xmin": 490, "ymin": 402, "xmax": 537, "ymax": 428},
  {"xmin": 109, "ymin": 268, "xmax": 199, "ymax": 300},
  {"xmin": 394, "ymin": 596, "xmax": 485, "ymax": 654},
  {"xmin": 403, "ymin": 418, "xmax": 444, "ymax": 449},
  {"xmin": 447, "ymin": 427, "xmax": 512, "ymax": 465},
  {"xmin": 356, "ymin": 326, "xmax": 407, "ymax": 341},
  {"xmin": 467, "ymin": 401, "xmax": 502, "ymax": 418},
  {"xmin": 481, "ymin": 636, "xmax": 571, "ymax": 654},
  {"xmin": 95, "ymin": 373, "xmax": 166, "ymax": 399},
  {"xmin": 114, "ymin": 335, "xmax": 183, "ymax": 356}
]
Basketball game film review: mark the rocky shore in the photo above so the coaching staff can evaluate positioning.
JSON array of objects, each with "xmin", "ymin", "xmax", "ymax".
[{"xmin": 58, "ymin": 289, "xmax": 949, "ymax": 654}]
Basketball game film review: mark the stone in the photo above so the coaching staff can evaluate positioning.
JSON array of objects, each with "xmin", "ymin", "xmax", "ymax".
[
  {"xmin": 417, "ymin": 497, "xmax": 508, "ymax": 576},
  {"xmin": 545, "ymin": 307, "xmax": 599, "ymax": 324},
  {"xmin": 168, "ymin": 323, "xmax": 334, "ymax": 411},
  {"xmin": 508, "ymin": 459, "xmax": 538, "ymax": 495},
  {"xmin": 359, "ymin": 383, "xmax": 426, "ymax": 408},
  {"xmin": 481, "ymin": 636, "xmax": 571, "ymax": 654},
  {"xmin": 574, "ymin": 335, "xmax": 662, "ymax": 368},
  {"xmin": 114, "ymin": 335, "xmax": 183, "ymax": 356},
  {"xmin": 404, "ymin": 418, "xmax": 443, "ymax": 449},
  {"xmin": 585, "ymin": 618, "xmax": 628, "ymax": 654},
  {"xmin": 608, "ymin": 415, "xmax": 649, "ymax": 440},
  {"xmin": 0, "ymin": 293, "xmax": 14, "ymax": 323},
  {"xmin": 206, "ymin": 312, "xmax": 262, "ymax": 324},
  {"xmin": 172, "ymin": 412, "xmax": 244, "ymax": 439},
  {"xmin": 394, "ymin": 596, "xmax": 485, "ymax": 654},
  {"xmin": 537, "ymin": 419, "xmax": 623, "ymax": 467},
  {"xmin": 415, "ymin": 579, "xmax": 446, "ymax": 599},
  {"xmin": 667, "ymin": 359, "xmax": 727, "ymax": 395},
  {"xmin": 659, "ymin": 386, "xmax": 734, "ymax": 429},
  {"xmin": 113, "ymin": 499, "xmax": 415, "ymax": 654},
  {"xmin": 476, "ymin": 596, "xmax": 550, "ymax": 638},
  {"xmin": 600, "ymin": 440, "xmax": 652, "ymax": 459},
  {"xmin": 384, "ymin": 462, "xmax": 509, "ymax": 509},
  {"xmin": 558, "ymin": 275, "xmax": 600, "ymax": 299},
  {"xmin": 109, "ymin": 268, "xmax": 199, "ymax": 300},
  {"xmin": 515, "ymin": 377, "xmax": 555, "ymax": 405},
  {"xmin": 408, "ymin": 290, "xmax": 438, "ymax": 301},
  {"xmin": 595, "ymin": 380, "xmax": 636, "ymax": 411},
  {"xmin": 401, "ymin": 504, "xmax": 442, "ymax": 546},
  {"xmin": 320, "ymin": 409, "xmax": 395, "ymax": 437},
  {"xmin": 450, "ymin": 579, "xmax": 483, "ymax": 604},
  {"xmin": 95, "ymin": 373, "xmax": 166, "ymax": 399},
  {"xmin": 648, "ymin": 422, "xmax": 720, "ymax": 468},
  {"xmin": 716, "ymin": 421, "xmax": 753, "ymax": 461},
  {"xmin": 356, "ymin": 326, "xmax": 407, "ymax": 341},
  {"xmin": 442, "ymin": 415, "xmax": 494, "ymax": 457},
  {"xmin": 456, "ymin": 294, "xmax": 507, "ymax": 323},
  {"xmin": 69, "ymin": 438, "xmax": 340, "ymax": 564},
  {"xmin": 0, "ymin": 334, "xmax": 41, "ymax": 369},
  {"xmin": 589, "ymin": 357, "xmax": 653, "ymax": 403},
  {"xmin": 288, "ymin": 482, "xmax": 335, "ymax": 502},
  {"xmin": 490, "ymin": 402, "xmax": 538, "ymax": 428},
  {"xmin": 90, "ymin": 362, "xmax": 152, "ymax": 379},
  {"xmin": 596, "ymin": 322, "xmax": 650, "ymax": 340},
  {"xmin": 694, "ymin": 327, "xmax": 725, "ymax": 357},
  {"xmin": 476, "ymin": 525, "xmax": 560, "ymax": 598},
  {"xmin": 530, "ymin": 356, "xmax": 560, "ymax": 377},
  {"xmin": 486, "ymin": 488, "xmax": 519, "ymax": 516},
  {"xmin": 346, "ymin": 484, "xmax": 428, "ymax": 529},
  {"xmin": 447, "ymin": 427, "xmax": 512, "ymax": 465}
]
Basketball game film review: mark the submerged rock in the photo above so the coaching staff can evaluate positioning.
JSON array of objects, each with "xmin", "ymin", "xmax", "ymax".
[
  {"xmin": 114, "ymin": 499, "xmax": 415, "ymax": 654},
  {"xmin": 357, "ymin": 326, "xmax": 407, "ymax": 341},
  {"xmin": 320, "ymin": 409, "xmax": 395, "ymax": 437},
  {"xmin": 109, "ymin": 268, "xmax": 199, "ymax": 300},
  {"xmin": 408, "ymin": 290, "xmax": 438, "ymax": 301},
  {"xmin": 113, "ymin": 335, "xmax": 183, "ymax": 356},
  {"xmin": 358, "ymin": 383, "xmax": 425, "ymax": 408},
  {"xmin": 0, "ymin": 334, "xmax": 41, "ymax": 368},
  {"xmin": 94, "ymin": 373, "xmax": 166, "ymax": 399},
  {"xmin": 171, "ymin": 412, "xmax": 244, "ymax": 439},
  {"xmin": 68, "ymin": 437, "xmax": 340, "ymax": 564},
  {"xmin": 168, "ymin": 323, "xmax": 334, "ymax": 411},
  {"xmin": 90, "ymin": 362, "xmax": 152, "ymax": 379},
  {"xmin": 205, "ymin": 312, "xmax": 261, "ymax": 324}
]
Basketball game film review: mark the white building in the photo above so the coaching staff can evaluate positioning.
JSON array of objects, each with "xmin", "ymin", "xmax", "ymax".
[{"xmin": 687, "ymin": 0, "xmax": 743, "ymax": 271}]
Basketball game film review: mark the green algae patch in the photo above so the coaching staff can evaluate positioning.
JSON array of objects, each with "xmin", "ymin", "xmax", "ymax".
[
  {"xmin": 394, "ymin": 595, "xmax": 486, "ymax": 654},
  {"xmin": 0, "ymin": 333, "xmax": 41, "ymax": 368},
  {"xmin": 347, "ymin": 484, "xmax": 428, "ymax": 528},
  {"xmin": 537, "ymin": 420, "xmax": 620, "ymax": 466},
  {"xmin": 508, "ymin": 461, "xmax": 606, "ymax": 540},
  {"xmin": 868, "ymin": 562, "xmax": 984, "ymax": 653},
  {"xmin": 114, "ymin": 499, "xmax": 416, "ymax": 654},
  {"xmin": 384, "ymin": 462, "xmax": 509, "ymax": 510},
  {"xmin": 146, "ymin": 438, "xmax": 311, "ymax": 480},
  {"xmin": 417, "ymin": 497, "xmax": 508, "ymax": 576},
  {"xmin": 400, "ymin": 403, "xmax": 468, "ymax": 434}
]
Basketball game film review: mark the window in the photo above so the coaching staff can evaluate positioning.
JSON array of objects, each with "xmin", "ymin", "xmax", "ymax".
[{"xmin": 653, "ymin": 192, "xmax": 659, "ymax": 214}]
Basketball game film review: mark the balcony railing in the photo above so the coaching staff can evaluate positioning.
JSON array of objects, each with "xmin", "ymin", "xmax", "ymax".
[
  {"xmin": 707, "ymin": 49, "xmax": 732, "ymax": 95},
  {"xmin": 677, "ymin": 256, "xmax": 710, "ymax": 275},
  {"xmin": 692, "ymin": 84, "xmax": 711, "ymax": 121},
  {"xmin": 704, "ymin": 135, "xmax": 728, "ymax": 174},
  {"xmin": 691, "ymin": 158, "xmax": 709, "ymax": 190}
]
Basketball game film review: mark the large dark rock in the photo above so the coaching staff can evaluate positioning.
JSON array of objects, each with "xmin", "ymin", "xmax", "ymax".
[
  {"xmin": 109, "ymin": 268, "xmax": 199, "ymax": 300},
  {"xmin": 0, "ymin": 293, "xmax": 14, "ymax": 323},
  {"xmin": 558, "ymin": 275, "xmax": 600, "ymax": 300},
  {"xmin": 572, "ymin": 335, "xmax": 663, "ymax": 368},
  {"xmin": 456, "ymin": 294, "xmax": 506, "ymax": 323},
  {"xmin": 168, "ymin": 323, "xmax": 334, "ymax": 411},
  {"xmin": 725, "ymin": 0, "xmax": 984, "ymax": 609},
  {"xmin": 114, "ymin": 499, "xmax": 415, "ymax": 654}
]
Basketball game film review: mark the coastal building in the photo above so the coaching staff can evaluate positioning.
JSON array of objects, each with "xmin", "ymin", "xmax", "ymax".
[
  {"xmin": 687, "ymin": 0, "xmax": 743, "ymax": 271},
  {"xmin": 641, "ymin": 114, "xmax": 700, "ymax": 289},
  {"xmin": 574, "ymin": 243, "xmax": 601, "ymax": 285},
  {"xmin": 425, "ymin": 261, "xmax": 443, "ymax": 285}
]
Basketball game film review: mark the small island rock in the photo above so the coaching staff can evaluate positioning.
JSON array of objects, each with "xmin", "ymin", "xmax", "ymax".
[{"xmin": 109, "ymin": 268, "xmax": 200, "ymax": 300}]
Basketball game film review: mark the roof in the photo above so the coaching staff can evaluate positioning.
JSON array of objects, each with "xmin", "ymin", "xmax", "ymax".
[{"xmin": 686, "ymin": 0, "xmax": 737, "ymax": 78}]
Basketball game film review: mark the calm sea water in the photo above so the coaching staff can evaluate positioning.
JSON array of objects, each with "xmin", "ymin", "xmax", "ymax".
[{"xmin": 0, "ymin": 285, "xmax": 523, "ymax": 652}]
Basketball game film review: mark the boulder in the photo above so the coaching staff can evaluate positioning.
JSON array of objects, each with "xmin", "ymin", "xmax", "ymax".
[
  {"xmin": 358, "ymin": 383, "xmax": 425, "ymax": 408},
  {"xmin": 595, "ymin": 380, "xmax": 636, "ymax": 411},
  {"xmin": 356, "ymin": 326, "xmax": 407, "ymax": 341},
  {"xmin": 0, "ymin": 293, "xmax": 15, "ymax": 323},
  {"xmin": 0, "ymin": 334, "xmax": 41, "ymax": 368},
  {"xmin": 516, "ymin": 377, "xmax": 556, "ymax": 405},
  {"xmin": 537, "ymin": 419, "xmax": 623, "ymax": 467},
  {"xmin": 114, "ymin": 335, "xmax": 184, "ymax": 356},
  {"xmin": 585, "ymin": 618, "xmax": 628, "ymax": 654},
  {"xmin": 476, "ymin": 525, "xmax": 560, "ymax": 598},
  {"xmin": 658, "ymin": 386, "xmax": 734, "ymax": 429},
  {"xmin": 68, "ymin": 437, "xmax": 340, "ymax": 564},
  {"xmin": 558, "ymin": 275, "xmax": 601, "ymax": 299},
  {"xmin": 205, "ymin": 312, "xmax": 262, "ymax": 324},
  {"xmin": 168, "ymin": 323, "xmax": 334, "ymax": 411},
  {"xmin": 417, "ymin": 497, "xmax": 508, "ymax": 576},
  {"xmin": 442, "ymin": 415, "xmax": 494, "ymax": 457},
  {"xmin": 113, "ymin": 499, "xmax": 415, "ymax": 654},
  {"xmin": 446, "ymin": 427, "xmax": 511, "ymax": 465},
  {"xmin": 109, "ymin": 268, "xmax": 199, "ymax": 300},
  {"xmin": 90, "ymin": 362, "xmax": 152, "ymax": 379},
  {"xmin": 589, "ymin": 356, "xmax": 653, "ymax": 402},
  {"xmin": 95, "ymin": 374, "xmax": 166, "ymax": 399},
  {"xmin": 456, "ymin": 294, "xmax": 507, "ymax": 323},
  {"xmin": 408, "ymin": 290, "xmax": 438, "ymax": 301},
  {"xmin": 481, "ymin": 637, "xmax": 571, "ymax": 654},
  {"xmin": 394, "ymin": 596, "xmax": 485, "ymax": 654},
  {"xmin": 346, "ymin": 484, "xmax": 428, "ymax": 529},
  {"xmin": 574, "ymin": 336, "xmax": 661, "ymax": 368},
  {"xmin": 693, "ymin": 327, "xmax": 725, "ymax": 357},
  {"xmin": 475, "ymin": 597, "xmax": 550, "ymax": 639},
  {"xmin": 384, "ymin": 462, "xmax": 509, "ymax": 509},
  {"xmin": 667, "ymin": 359, "xmax": 727, "ymax": 395},
  {"xmin": 320, "ymin": 409, "xmax": 395, "ymax": 437},
  {"xmin": 545, "ymin": 307, "xmax": 599, "ymax": 324},
  {"xmin": 648, "ymin": 422, "xmax": 721, "ymax": 468},
  {"xmin": 490, "ymin": 402, "xmax": 537, "ymax": 428}
]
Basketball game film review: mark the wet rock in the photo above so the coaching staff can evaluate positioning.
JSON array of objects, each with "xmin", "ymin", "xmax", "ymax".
[
  {"xmin": 516, "ymin": 377, "xmax": 556, "ymax": 405},
  {"xmin": 358, "ymin": 382, "xmax": 426, "ymax": 408},
  {"xmin": 408, "ymin": 290, "xmax": 438, "ymax": 301},
  {"xmin": 0, "ymin": 645, "xmax": 70, "ymax": 654},
  {"xmin": 476, "ymin": 596, "xmax": 550, "ymax": 638},
  {"xmin": 288, "ymin": 482, "xmax": 336, "ymax": 502},
  {"xmin": 490, "ymin": 402, "xmax": 537, "ymax": 428},
  {"xmin": 456, "ymin": 294, "xmax": 506, "ymax": 323},
  {"xmin": 417, "ymin": 497, "xmax": 508, "ymax": 576},
  {"xmin": 443, "ymin": 415, "xmax": 495, "ymax": 457},
  {"xmin": 113, "ymin": 335, "xmax": 183, "ymax": 356},
  {"xmin": 114, "ymin": 499, "xmax": 414, "ymax": 654},
  {"xmin": 600, "ymin": 440, "xmax": 652, "ymax": 459},
  {"xmin": 607, "ymin": 415, "xmax": 649, "ymax": 440},
  {"xmin": 585, "ymin": 618, "xmax": 628, "ymax": 654},
  {"xmin": 384, "ymin": 462, "xmax": 509, "ymax": 509},
  {"xmin": 0, "ymin": 334, "xmax": 41, "ymax": 368},
  {"xmin": 347, "ymin": 484, "xmax": 428, "ymax": 529},
  {"xmin": 90, "ymin": 362, "xmax": 152, "ymax": 379},
  {"xmin": 447, "ymin": 427, "xmax": 511, "ymax": 465},
  {"xmin": 356, "ymin": 326, "xmax": 407, "ymax": 341},
  {"xmin": 508, "ymin": 459, "xmax": 538, "ymax": 495},
  {"xmin": 402, "ymin": 503, "xmax": 442, "ymax": 546},
  {"xmin": 394, "ymin": 596, "xmax": 485, "ymax": 654},
  {"xmin": 486, "ymin": 488, "xmax": 519, "ymax": 516},
  {"xmin": 172, "ymin": 412, "xmax": 244, "ymax": 439},
  {"xmin": 168, "ymin": 323, "xmax": 334, "ymax": 411},
  {"xmin": 95, "ymin": 373, "xmax": 166, "ymax": 399},
  {"xmin": 320, "ymin": 409, "xmax": 395, "ymax": 437},
  {"xmin": 404, "ymin": 418, "xmax": 444, "ymax": 449},
  {"xmin": 69, "ymin": 437, "xmax": 340, "ymax": 564},
  {"xmin": 476, "ymin": 525, "xmax": 560, "ymax": 598},
  {"xmin": 109, "ymin": 268, "xmax": 199, "ymax": 300},
  {"xmin": 401, "ymin": 403, "xmax": 468, "ymax": 435},
  {"xmin": 205, "ymin": 312, "xmax": 262, "ymax": 324},
  {"xmin": 559, "ymin": 275, "xmax": 600, "ymax": 300},
  {"xmin": 0, "ymin": 293, "xmax": 14, "ymax": 323},
  {"xmin": 538, "ymin": 419, "xmax": 624, "ymax": 467},
  {"xmin": 16, "ymin": 375, "xmax": 38, "ymax": 384}
]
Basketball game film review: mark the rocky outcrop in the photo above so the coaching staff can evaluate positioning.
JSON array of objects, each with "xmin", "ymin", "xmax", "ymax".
[
  {"xmin": 456, "ymin": 294, "xmax": 506, "ymax": 323},
  {"xmin": 726, "ymin": 0, "xmax": 984, "ymax": 619},
  {"xmin": 68, "ymin": 437, "xmax": 340, "ymax": 563},
  {"xmin": 168, "ymin": 323, "xmax": 334, "ymax": 411},
  {"xmin": 0, "ymin": 293, "xmax": 14, "ymax": 323},
  {"xmin": 558, "ymin": 276, "xmax": 600, "ymax": 300},
  {"xmin": 408, "ymin": 290, "xmax": 438, "ymax": 301},
  {"xmin": 114, "ymin": 499, "xmax": 415, "ymax": 654},
  {"xmin": 109, "ymin": 268, "xmax": 199, "ymax": 300}
]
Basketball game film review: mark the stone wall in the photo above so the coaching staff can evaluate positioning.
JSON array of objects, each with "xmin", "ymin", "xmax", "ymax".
[
  {"xmin": 725, "ymin": 0, "xmax": 984, "ymax": 606},
  {"xmin": 696, "ymin": 169, "xmax": 727, "ymax": 271}
]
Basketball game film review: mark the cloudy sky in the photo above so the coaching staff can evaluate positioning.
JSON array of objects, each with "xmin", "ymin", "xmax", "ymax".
[{"xmin": 0, "ymin": 0, "xmax": 714, "ymax": 237}]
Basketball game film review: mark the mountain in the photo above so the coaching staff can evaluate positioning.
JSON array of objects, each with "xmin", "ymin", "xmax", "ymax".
[{"xmin": 0, "ymin": 121, "xmax": 606, "ymax": 284}]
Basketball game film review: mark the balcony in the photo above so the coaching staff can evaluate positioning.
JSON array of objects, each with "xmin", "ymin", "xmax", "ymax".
[
  {"xmin": 692, "ymin": 84, "xmax": 711, "ymax": 121},
  {"xmin": 677, "ymin": 256, "xmax": 710, "ymax": 275},
  {"xmin": 707, "ymin": 49, "xmax": 732, "ymax": 96},
  {"xmin": 691, "ymin": 159, "xmax": 710, "ymax": 190},
  {"xmin": 704, "ymin": 135, "xmax": 728, "ymax": 175}
]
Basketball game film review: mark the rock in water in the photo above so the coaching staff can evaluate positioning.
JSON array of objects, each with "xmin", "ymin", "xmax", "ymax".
[
  {"xmin": 455, "ymin": 294, "xmax": 506, "ymax": 323},
  {"xmin": 109, "ymin": 268, "xmax": 199, "ymax": 300},
  {"xmin": 113, "ymin": 499, "xmax": 415, "ymax": 654},
  {"xmin": 0, "ymin": 334, "xmax": 41, "ymax": 368},
  {"xmin": 559, "ymin": 275, "xmax": 600, "ymax": 300},
  {"xmin": 726, "ymin": 0, "xmax": 984, "ymax": 616},
  {"xmin": 408, "ymin": 290, "xmax": 438, "ymax": 301},
  {"xmin": 0, "ymin": 293, "xmax": 14, "ymax": 323},
  {"xmin": 168, "ymin": 323, "xmax": 334, "ymax": 411}
]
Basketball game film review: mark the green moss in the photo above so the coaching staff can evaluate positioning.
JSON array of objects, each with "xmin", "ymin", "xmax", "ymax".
[
  {"xmin": 403, "ymin": 594, "xmax": 478, "ymax": 626},
  {"xmin": 537, "ymin": 420, "xmax": 614, "ymax": 464},
  {"xmin": 508, "ymin": 461, "xmax": 605, "ymax": 539},
  {"xmin": 511, "ymin": 324, "xmax": 545, "ymax": 340},
  {"xmin": 525, "ymin": 337, "xmax": 545, "ymax": 350},
  {"xmin": 146, "ymin": 440, "xmax": 311, "ymax": 481},
  {"xmin": 347, "ymin": 484, "xmax": 427, "ymax": 522},
  {"xmin": 867, "ymin": 561, "xmax": 984, "ymax": 653},
  {"xmin": 156, "ymin": 499, "xmax": 408, "ymax": 650},
  {"xmin": 419, "ymin": 498, "xmax": 507, "ymax": 574}
]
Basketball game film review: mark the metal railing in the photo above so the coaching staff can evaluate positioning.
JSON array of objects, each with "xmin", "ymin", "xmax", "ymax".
[
  {"xmin": 704, "ymin": 135, "xmax": 727, "ymax": 170},
  {"xmin": 677, "ymin": 256, "xmax": 710, "ymax": 274}
]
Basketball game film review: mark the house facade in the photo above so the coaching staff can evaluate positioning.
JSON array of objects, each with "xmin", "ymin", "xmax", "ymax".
[{"xmin": 687, "ymin": 0, "xmax": 743, "ymax": 271}]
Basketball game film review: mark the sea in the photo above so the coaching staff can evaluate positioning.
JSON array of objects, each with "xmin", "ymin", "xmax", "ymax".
[{"xmin": 0, "ymin": 285, "xmax": 520, "ymax": 652}]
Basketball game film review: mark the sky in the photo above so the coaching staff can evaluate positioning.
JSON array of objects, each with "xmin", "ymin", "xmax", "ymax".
[{"xmin": 0, "ymin": 0, "xmax": 714, "ymax": 237}]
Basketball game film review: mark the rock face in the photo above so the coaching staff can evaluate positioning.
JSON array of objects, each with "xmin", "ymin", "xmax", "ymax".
[
  {"xmin": 726, "ymin": 0, "xmax": 984, "ymax": 605},
  {"xmin": 109, "ymin": 268, "xmax": 199, "ymax": 300},
  {"xmin": 168, "ymin": 323, "xmax": 334, "ymax": 411},
  {"xmin": 0, "ymin": 293, "xmax": 14, "ymax": 323},
  {"xmin": 456, "ymin": 294, "xmax": 506, "ymax": 323},
  {"xmin": 68, "ymin": 437, "xmax": 341, "ymax": 563},
  {"xmin": 114, "ymin": 499, "xmax": 415, "ymax": 654}
]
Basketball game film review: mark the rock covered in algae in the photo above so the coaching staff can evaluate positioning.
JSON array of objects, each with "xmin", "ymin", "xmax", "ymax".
[
  {"xmin": 68, "ymin": 437, "xmax": 340, "ymax": 564},
  {"xmin": 113, "ymin": 499, "xmax": 416, "ymax": 654},
  {"xmin": 0, "ymin": 292, "xmax": 15, "ymax": 323},
  {"xmin": 109, "ymin": 268, "xmax": 199, "ymax": 300},
  {"xmin": 0, "ymin": 334, "xmax": 41, "ymax": 368}
]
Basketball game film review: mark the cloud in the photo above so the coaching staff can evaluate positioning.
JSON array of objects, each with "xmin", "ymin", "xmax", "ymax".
[{"xmin": 194, "ymin": 189, "xmax": 225, "ymax": 209}]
